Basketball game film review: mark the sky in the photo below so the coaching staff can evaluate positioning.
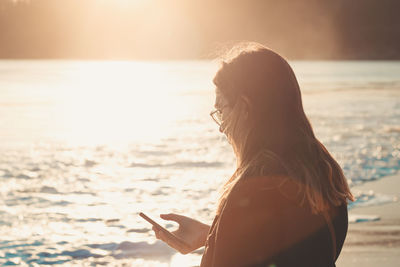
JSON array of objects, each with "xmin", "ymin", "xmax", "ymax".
[{"xmin": 0, "ymin": 0, "xmax": 399, "ymax": 60}]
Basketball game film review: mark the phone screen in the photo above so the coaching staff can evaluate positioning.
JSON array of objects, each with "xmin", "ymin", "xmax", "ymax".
[{"xmin": 139, "ymin": 212, "xmax": 190, "ymax": 248}]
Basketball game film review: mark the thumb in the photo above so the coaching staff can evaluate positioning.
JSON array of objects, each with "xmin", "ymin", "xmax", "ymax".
[{"xmin": 160, "ymin": 213, "xmax": 185, "ymax": 223}]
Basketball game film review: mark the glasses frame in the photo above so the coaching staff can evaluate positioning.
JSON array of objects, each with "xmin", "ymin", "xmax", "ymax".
[
  {"xmin": 210, "ymin": 104, "xmax": 230, "ymax": 126},
  {"xmin": 210, "ymin": 109, "xmax": 223, "ymax": 126}
]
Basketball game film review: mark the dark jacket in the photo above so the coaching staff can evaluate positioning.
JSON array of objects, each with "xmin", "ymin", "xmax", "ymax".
[{"xmin": 200, "ymin": 176, "xmax": 348, "ymax": 267}]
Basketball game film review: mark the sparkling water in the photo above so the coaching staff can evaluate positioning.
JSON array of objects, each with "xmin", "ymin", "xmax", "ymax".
[{"xmin": 1, "ymin": 60, "xmax": 399, "ymax": 266}]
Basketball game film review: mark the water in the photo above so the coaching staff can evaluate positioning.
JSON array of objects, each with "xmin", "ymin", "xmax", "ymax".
[{"xmin": 0, "ymin": 60, "xmax": 399, "ymax": 266}]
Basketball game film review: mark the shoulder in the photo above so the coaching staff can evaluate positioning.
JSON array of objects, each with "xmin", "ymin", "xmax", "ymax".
[{"xmin": 229, "ymin": 175, "xmax": 301, "ymax": 201}]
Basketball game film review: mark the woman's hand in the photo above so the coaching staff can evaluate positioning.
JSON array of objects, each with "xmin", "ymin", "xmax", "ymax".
[{"xmin": 152, "ymin": 213, "xmax": 210, "ymax": 254}]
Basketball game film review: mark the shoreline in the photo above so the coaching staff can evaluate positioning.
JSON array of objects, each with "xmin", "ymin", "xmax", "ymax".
[{"xmin": 336, "ymin": 173, "xmax": 400, "ymax": 267}]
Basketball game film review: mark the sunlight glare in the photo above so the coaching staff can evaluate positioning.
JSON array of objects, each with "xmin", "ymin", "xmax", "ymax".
[{"xmin": 54, "ymin": 61, "xmax": 183, "ymax": 145}]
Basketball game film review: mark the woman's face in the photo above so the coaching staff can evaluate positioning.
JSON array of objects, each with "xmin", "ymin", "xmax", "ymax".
[
  {"xmin": 214, "ymin": 88, "xmax": 245, "ymax": 162},
  {"xmin": 214, "ymin": 88, "xmax": 231, "ymax": 133}
]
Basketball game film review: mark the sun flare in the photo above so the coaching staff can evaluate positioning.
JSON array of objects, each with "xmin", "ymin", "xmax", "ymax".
[{"xmin": 53, "ymin": 61, "xmax": 188, "ymax": 144}]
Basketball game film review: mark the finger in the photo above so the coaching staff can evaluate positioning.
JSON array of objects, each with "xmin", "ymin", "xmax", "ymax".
[
  {"xmin": 151, "ymin": 221, "xmax": 190, "ymax": 253},
  {"xmin": 152, "ymin": 227, "xmax": 160, "ymax": 239},
  {"xmin": 160, "ymin": 213, "xmax": 185, "ymax": 223},
  {"xmin": 158, "ymin": 231, "xmax": 172, "ymax": 246},
  {"xmin": 158, "ymin": 231, "xmax": 186, "ymax": 252}
]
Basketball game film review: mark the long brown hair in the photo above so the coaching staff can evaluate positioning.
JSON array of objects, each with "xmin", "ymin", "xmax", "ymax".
[{"xmin": 214, "ymin": 42, "xmax": 354, "ymax": 214}]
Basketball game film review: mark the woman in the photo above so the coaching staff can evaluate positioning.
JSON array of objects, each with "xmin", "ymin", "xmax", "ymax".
[{"xmin": 153, "ymin": 42, "xmax": 354, "ymax": 267}]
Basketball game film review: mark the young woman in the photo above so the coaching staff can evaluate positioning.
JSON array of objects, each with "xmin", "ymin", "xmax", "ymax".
[{"xmin": 153, "ymin": 43, "xmax": 354, "ymax": 267}]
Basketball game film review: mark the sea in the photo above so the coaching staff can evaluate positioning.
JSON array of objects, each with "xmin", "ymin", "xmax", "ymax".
[{"xmin": 0, "ymin": 60, "xmax": 399, "ymax": 266}]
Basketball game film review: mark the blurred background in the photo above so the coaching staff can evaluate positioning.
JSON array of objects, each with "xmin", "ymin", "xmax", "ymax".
[
  {"xmin": 0, "ymin": 0, "xmax": 399, "ymax": 266},
  {"xmin": 1, "ymin": 0, "xmax": 400, "ymax": 60}
]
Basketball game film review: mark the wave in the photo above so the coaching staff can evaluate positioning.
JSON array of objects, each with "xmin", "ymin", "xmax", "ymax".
[
  {"xmin": 39, "ymin": 186, "xmax": 59, "ymax": 194},
  {"xmin": 0, "ymin": 240, "xmax": 176, "ymax": 265},
  {"xmin": 129, "ymin": 161, "xmax": 224, "ymax": 168},
  {"xmin": 348, "ymin": 214, "xmax": 380, "ymax": 223},
  {"xmin": 348, "ymin": 191, "xmax": 396, "ymax": 210}
]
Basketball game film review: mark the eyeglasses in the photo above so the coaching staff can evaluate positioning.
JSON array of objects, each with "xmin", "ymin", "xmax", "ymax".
[
  {"xmin": 210, "ymin": 104, "xmax": 229, "ymax": 126},
  {"xmin": 210, "ymin": 109, "xmax": 223, "ymax": 126}
]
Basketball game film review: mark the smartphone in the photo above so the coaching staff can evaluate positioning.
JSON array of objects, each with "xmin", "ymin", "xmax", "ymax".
[{"xmin": 139, "ymin": 212, "xmax": 190, "ymax": 249}]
